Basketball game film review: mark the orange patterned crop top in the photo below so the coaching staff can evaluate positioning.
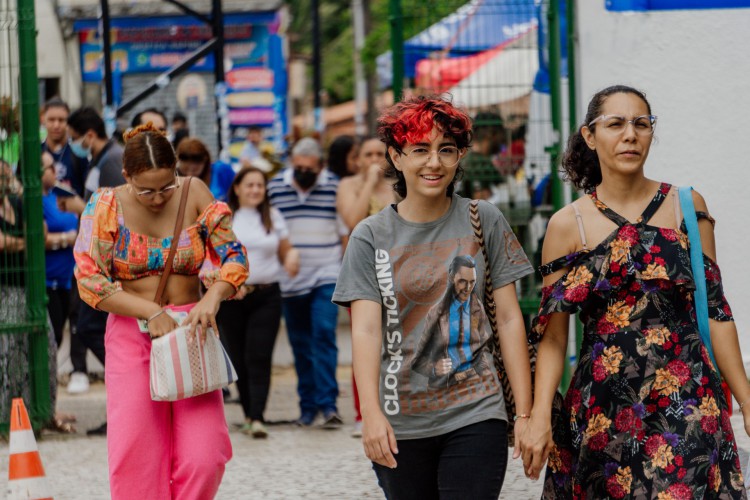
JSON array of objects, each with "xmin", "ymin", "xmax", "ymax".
[{"xmin": 74, "ymin": 188, "xmax": 248, "ymax": 309}]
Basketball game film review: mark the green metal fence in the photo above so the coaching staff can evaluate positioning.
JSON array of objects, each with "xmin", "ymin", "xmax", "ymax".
[{"xmin": 1, "ymin": 0, "xmax": 52, "ymax": 433}]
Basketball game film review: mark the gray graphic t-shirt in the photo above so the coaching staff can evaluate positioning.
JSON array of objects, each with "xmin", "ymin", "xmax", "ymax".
[{"xmin": 333, "ymin": 195, "xmax": 534, "ymax": 439}]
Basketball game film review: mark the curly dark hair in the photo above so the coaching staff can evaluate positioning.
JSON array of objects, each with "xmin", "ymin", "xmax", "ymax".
[
  {"xmin": 377, "ymin": 95, "xmax": 473, "ymax": 198},
  {"xmin": 562, "ymin": 85, "xmax": 652, "ymax": 192}
]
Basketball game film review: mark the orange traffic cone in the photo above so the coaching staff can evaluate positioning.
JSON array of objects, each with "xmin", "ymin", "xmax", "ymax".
[{"xmin": 7, "ymin": 398, "xmax": 53, "ymax": 500}]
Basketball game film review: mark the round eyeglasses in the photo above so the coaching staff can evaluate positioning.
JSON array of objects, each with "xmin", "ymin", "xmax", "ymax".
[
  {"xmin": 133, "ymin": 174, "xmax": 181, "ymax": 199},
  {"xmin": 587, "ymin": 114, "xmax": 657, "ymax": 136},
  {"xmin": 402, "ymin": 145, "xmax": 463, "ymax": 168}
]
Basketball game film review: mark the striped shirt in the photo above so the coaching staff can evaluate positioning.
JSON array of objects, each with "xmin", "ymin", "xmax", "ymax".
[{"xmin": 267, "ymin": 167, "xmax": 347, "ymax": 297}]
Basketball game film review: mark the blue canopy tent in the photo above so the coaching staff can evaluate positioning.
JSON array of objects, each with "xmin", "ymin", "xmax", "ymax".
[{"xmin": 377, "ymin": 0, "xmax": 537, "ymax": 89}]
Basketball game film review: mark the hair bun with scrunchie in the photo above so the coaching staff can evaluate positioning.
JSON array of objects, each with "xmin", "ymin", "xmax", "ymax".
[{"xmin": 123, "ymin": 122, "xmax": 167, "ymax": 143}]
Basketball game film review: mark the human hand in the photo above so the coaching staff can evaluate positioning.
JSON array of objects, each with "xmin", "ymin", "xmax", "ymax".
[
  {"xmin": 185, "ymin": 294, "xmax": 222, "ymax": 344},
  {"xmin": 742, "ymin": 404, "xmax": 750, "ymax": 438},
  {"xmin": 519, "ymin": 413, "xmax": 554, "ymax": 481},
  {"xmin": 435, "ymin": 358, "xmax": 452, "ymax": 376},
  {"xmin": 364, "ymin": 163, "xmax": 383, "ymax": 185},
  {"xmin": 57, "ymin": 195, "xmax": 86, "ymax": 215},
  {"xmin": 512, "ymin": 417, "xmax": 530, "ymax": 459},
  {"xmin": 147, "ymin": 309, "xmax": 180, "ymax": 339},
  {"xmin": 284, "ymin": 249, "xmax": 300, "ymax": 278},
  {"xmin": 233, "ymin": 285, "xmax": 248, "ymax": 301},
  {"xmin": 362, "ymin": 411, "xmax": 398, "ymax": 468}
]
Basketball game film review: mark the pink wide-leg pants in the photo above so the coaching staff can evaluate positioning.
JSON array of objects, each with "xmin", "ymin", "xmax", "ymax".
[{"xmin": 105, "ymin": 303, "xmax": 232, "ymax": 500}]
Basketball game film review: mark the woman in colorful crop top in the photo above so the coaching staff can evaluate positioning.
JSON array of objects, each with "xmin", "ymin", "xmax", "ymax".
[
  {"xmin": 333, "ymin": 96, "xmax": 534, "ymax": 498},
  {"xmin": 518, "ymin": 86, "xmax": 750, "ymax": 499},
  {"xmin": 74, "ymin": 123, "xmax": 248, "ymax": 500}
]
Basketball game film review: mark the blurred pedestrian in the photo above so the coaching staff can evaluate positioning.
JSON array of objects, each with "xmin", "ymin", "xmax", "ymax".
[
  {"xmin": 130, "ymin": 107, "xmax": 167, "ymax": 133},
  {"xmin": 67, "ymin": 106, "xmax": 125, "ymax": 434},
  {"xmin": 40, "ymin": 97, "xmax": 91, "ymax": 393},
  {"xmin": 267, "ymin": 137, "xmax": 348, "ymax": 428},
  {"xmin": 41, "ymin": 98, "xmax": 88, "ymax": 197},
  {"xmin": 332, "ymin": 96, "xmax": 534, "ymax": 498},
  {"xmin": 327, "ymin": 135, "xmax": 359, "ymax": 179},
  {"xmin": 175, "ymin": 137, "xmax": 235, "ymax": 202},
  {"xmin": 219, "ymin": 166, "xmax": 299, "ymax": 438},
  {"xmin": 239, "ymin": 126, "xmax": 264, "ymax": 167},
  {"xmin": 520, "ymin": 85, "xmax": 750, "ymax": 498},
  {"xmin": 335, "ymin": 135, "xmax": 396, "ymax": 438},
  {"xmin": 0, "ymin": 159, "xmax": 62, "ymax": 431},
  {"xmin": 74, "ymin": 122, "xmax": 248, "ymax": 499}
]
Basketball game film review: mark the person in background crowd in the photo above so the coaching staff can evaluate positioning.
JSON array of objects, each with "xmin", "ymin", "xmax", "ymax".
[
  {"xmin": 172, "ymin": 111, "xmax": 188, "ymax": 133},
  {"xmin": 66, "ymin": 106, "xmax": 125, "ymax": 434},
  {"xmin": 41, "ymin": 151, "xmax": 82, "ymax": 407},
  {"xmin": 327, "ymin": 135, "xmax": 359, "ymax": 179},
  {"xmin": 175, "ymin": 137, "xmax": 235, "ymax": 202},
  {"xmin": 267, "ymin": 137, "xmax": 348, "ymax": 429},
  {"xmin": 40, "ymin": 97, "xmax": 91, "ymax": 394},
  {"xmin": 239, "ymin": 126, "xmax": 264, "ymax": 168},
  {"xmin": 74, "ymin": 123, "xmax": 248, "ymax": 499},
  {"xmin": 520, "ymin": 85, "xmax": 750, "ymax": 498},
  {"xmin": 0, "ymin": 159, "xmax": 61, "ymax": 432},
  {"xmin": 130, "ymin": 107, "xmax": 167, "ymax": 133},
  {"xmin": 219, "ymin": 166, "xmax": 299, "ymax": 439},
  {"xmin": 335, "ymin": 135, "xmax": 396, "ymax": 438},
  {"xmin": 41, "ymin": 98, "xmax": 88, "ymax": 197},
  {"xmin": 460, "ymin": 111, "xmax": 506, "ymax": 200},
  {"xmin": 332, "ymin": 96, "xmax": 533, "ymax": 498}
]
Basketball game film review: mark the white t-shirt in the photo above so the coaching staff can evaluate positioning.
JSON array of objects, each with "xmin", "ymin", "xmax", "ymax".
[{"xmin": 231, "ymin": 206, "xmax": 289, "ymax": 285}]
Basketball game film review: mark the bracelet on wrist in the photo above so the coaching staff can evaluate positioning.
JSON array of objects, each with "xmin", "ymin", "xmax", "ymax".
[
  {"xmin": 513, "ymin": 414, "xmax": 531, "ymax": 422},
  {"xmin": 739, "ymin": 396, "xmax": 750, "ymax": 411},
  {"xmin": 146, "ymin": 309, "xmax": 165, "ymax": 324}
]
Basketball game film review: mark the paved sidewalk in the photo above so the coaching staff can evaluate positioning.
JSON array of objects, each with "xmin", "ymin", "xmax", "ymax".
[{"xmin": 1, "ymin": 312, "xmax": 748, "ymax": 499}]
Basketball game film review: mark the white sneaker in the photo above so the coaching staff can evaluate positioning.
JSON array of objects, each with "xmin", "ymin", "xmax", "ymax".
[
  {"xmin": 351, "ymin": 421, "xmax": 363, "ymax": 438},
  {"xmin": 67, "ymin": 372, "xmax": 90, "ymax": 394}
]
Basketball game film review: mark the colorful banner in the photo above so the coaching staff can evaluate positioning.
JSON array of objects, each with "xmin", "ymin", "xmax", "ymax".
[
  {"xmin": 73, "ymin": 11, "xmax": 288, "ymax": 138},
  {"xmin": 606, "ymin": 0, "xmax": 750, "ymax": 10}
]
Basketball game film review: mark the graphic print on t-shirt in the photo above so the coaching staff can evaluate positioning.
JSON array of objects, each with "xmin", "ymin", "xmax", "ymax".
[{"xmin": 378, "ymin": 235, "xmax": 500, "ymax": 416}]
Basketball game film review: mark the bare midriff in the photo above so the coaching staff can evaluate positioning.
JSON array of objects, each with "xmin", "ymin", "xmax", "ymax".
[{"xmin": 121, "ymin": 274, "xmax": 201, "ymax": 306}]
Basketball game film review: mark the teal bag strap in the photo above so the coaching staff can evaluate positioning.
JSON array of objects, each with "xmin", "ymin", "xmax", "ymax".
[{"xmin": 678, "ymin": 186, "xmax": 716, "ymax": 368}]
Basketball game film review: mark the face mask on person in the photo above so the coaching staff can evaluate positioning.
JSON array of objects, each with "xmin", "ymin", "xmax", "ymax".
[
  {"xmin": 293, "ymin": 168, "xmax": 318, "ymax": 189},
  {"xmin": 69, "ymin": 135, "xmax": 91, "ymax": 159}
]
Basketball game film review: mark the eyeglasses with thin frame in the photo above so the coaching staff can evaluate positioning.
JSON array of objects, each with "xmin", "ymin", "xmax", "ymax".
[
  {"xmin": 401, "ymin": 145, "xmax": 463, "ymax": 168},
  {"xmin": 133, "ymin": 173, "xmax": 181, "ymax": 199},
  {"xmin": 587, "ymin": 114, "xmax": 657, "ymax": 136}
]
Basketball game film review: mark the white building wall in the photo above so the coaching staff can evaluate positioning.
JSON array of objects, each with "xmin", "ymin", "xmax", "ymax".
[
  {"xmin": 577, "ymin": 4, "xmax": 750, "ymax": 361},
  {"xmin": 35, "ymin": 0, "xmax": 82, "ymax": 107}
]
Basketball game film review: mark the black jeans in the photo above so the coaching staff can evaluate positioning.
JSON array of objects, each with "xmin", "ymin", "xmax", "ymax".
[
  {"xmin": 46, "ymin": 287, "xmax": 71, "ymax": 348},
  {"xmin": 76, "ymin": 301, "xmax": 107, "ymax": 366},
  {"xmin": 373, "ymin": 419, "xmax": 508, "ymax": 500},
  {"xmin": 218, "ymin": 283, "xmax": 282, "ymax": 421}
]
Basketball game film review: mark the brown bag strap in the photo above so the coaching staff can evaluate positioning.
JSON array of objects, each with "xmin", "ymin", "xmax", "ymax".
[
  {"xmin": 154, "ymin": 176, "xmax": 192, "ymax": 306},
  {"xmin": 469, "ymin": 200, "xmax": 498, "ymax": 336}
]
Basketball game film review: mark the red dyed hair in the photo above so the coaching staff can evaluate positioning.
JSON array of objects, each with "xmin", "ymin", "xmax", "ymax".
[{"xmin": 378, "ymin": 95, "xmax": 472, "ymax": 152}]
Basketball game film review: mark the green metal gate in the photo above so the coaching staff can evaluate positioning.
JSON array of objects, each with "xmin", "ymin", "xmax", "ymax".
[{"xmin": 1, "ymin": 0, "xmax": 52, "ymax": 433}]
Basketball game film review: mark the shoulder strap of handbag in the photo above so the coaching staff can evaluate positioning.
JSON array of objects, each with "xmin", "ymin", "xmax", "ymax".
[
  {"xmin": 678, "ymin": 186, "xmax": 716, "ymax": 368},
  {"xmin": 469, "ymin": 200, "xmax": 498, "ymax": 337},
  {"xmin": 154, "ymin": 176, "xmax": 192, "ymax": 306}
]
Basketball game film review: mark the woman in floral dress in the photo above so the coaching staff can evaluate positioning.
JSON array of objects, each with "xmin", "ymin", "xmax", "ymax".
[{"xmin": 519, "ymin": 85, "xmax": 750, "ymax": 499}]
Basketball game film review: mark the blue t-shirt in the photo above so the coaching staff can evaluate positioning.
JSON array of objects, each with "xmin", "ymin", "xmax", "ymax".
[{"xmin": 42, "ymin": 192, "xmax": 78, "ymax": 289}]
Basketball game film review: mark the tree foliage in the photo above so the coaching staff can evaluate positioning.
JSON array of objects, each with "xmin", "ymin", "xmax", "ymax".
[{"xmin": 287, "ymin": 0, "xmax": 468, "ymax": 104}]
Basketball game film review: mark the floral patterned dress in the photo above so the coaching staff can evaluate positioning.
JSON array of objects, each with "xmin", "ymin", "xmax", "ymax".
[{"xmin": 531, "ymin": 183, "xmax": 746, "ymax": 499}]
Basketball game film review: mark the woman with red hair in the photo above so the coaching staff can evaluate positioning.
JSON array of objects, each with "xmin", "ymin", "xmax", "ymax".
[{"xmin": 333, "ymin": 96, "xmax": 534, "ymax": 498}]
